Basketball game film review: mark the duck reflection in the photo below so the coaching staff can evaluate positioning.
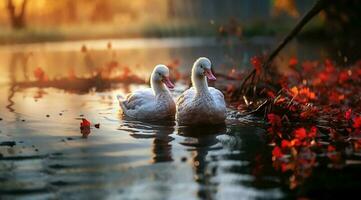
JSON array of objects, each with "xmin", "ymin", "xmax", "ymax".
[
  {"xmin": 150, "ymin": 125, "xmax": 174, "ymax": 163},
  {"xmin": 178, "ymin": 125, "xmax": 226, "ymax": 200},
  {"xmin": 120, "ymin": 119, "xmax": 175, "ymax": 163}
]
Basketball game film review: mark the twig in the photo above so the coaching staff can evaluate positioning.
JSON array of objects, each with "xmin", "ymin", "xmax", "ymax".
[
  {"xmin": 240, "ymin": 0, "xmax": 328, "ymax": 93},
  {"xmin": 262, "ymin": 0, "xmax": 327, "ymax": 69}
]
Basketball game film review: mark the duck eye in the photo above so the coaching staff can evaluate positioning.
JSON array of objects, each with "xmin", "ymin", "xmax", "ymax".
[
  {"xmin": 200, "ymin": 65, "xmax": 203, "ymax": 69},
  {"xmin": 158, "ymin": 72, "xmax": 162, "ymax": 76}
]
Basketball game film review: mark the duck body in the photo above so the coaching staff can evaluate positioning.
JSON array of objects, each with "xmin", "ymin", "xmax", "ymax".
[
  {"xmin": 119, "ymin": 65, "xmax": 176, "ymax": 121},
  {"xmin": 176, "ymin": 57, "xmax": 226, "ymax": 125},
  {"xmin": 176, "ymin": 87, "xmax": 226, "ymax": 125}
]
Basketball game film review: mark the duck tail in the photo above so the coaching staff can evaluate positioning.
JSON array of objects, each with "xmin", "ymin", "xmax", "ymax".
[{"xmin": 117, "ymin": 95, "xmax": 128, "ymax": 115}]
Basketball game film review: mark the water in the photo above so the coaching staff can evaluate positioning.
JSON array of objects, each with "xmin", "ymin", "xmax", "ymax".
[
  {"xmin": 0, "ymin": 85, "xmax": 283, "ymax": 199},
  {"xmin": 0, "ymin": 37, "xmax": 332, "ymax": 84},
  {"xmin": 0, "ymin": 37, "xmax": 348, "ymax": 199}
]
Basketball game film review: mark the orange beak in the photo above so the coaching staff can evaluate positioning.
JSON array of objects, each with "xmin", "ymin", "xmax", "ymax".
[
  {"xmin": 204, "ymin": 69, "xmax": 216, "ymax": 81},
  {"xmin": 162, "ymin": 76, "xmax": 175, "ymax": 89}
]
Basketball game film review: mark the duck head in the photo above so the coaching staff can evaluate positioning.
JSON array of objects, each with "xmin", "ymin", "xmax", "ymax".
[
  {"xmin": 152, "ymin": 65, "xmax": 174, "ymax": 89},
  {"xmin": 193, "ymin": 57, "xmax": 216, "ymax": 81}
]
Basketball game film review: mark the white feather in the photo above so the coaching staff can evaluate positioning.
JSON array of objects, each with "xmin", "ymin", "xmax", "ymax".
[{"xmin": 176, "ymin": 58, "xmax": 226, "ymax": 125}]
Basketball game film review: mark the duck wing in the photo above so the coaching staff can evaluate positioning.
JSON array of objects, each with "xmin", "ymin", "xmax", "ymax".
[
  {"xmin": 208, "ymin": 87, "xmax": 226, "ymax": 108},
  {"xmin": 176, "ymin": 87, "xmax": 196, "ymax": 108},
  {"xmin": 122, "ymin": 88, "xmax": 155, "ymax": 110}
]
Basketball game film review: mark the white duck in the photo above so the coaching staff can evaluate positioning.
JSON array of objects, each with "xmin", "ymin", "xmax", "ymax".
[
  {"xmin": 176, "ymin": 57, "xmax": 226, "ymax": 125},
  {"xmin": 118, "ymin": 65, "xmax": 176, "ymax": 121}
]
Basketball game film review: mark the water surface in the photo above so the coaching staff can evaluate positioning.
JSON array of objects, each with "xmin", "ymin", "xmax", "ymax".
[{"xmin": 0, "ymin": 37, "xmax": 346, "ymax": 199}]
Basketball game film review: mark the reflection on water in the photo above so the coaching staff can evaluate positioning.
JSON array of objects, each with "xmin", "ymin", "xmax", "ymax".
[
  {"xmin": 0, "ymin": 37, "xmax": 336, "ymax": 84},
  {"xmin": 0, "ymin": 37, "xmax": 347, "ymax": 199},
  {"xmin": 119, "ymin": 120, "xmax": 176, "ymax": 163},
  {"xmin": 0, "ymin": 78, "xmax": 285, "ymax": 199},
  {"xmin": 178, "ymin": 125, "xmax": 225, "ymax": 200}
]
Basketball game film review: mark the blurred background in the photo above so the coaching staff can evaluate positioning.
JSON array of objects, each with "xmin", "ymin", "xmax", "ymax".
[
  {"xmin": 0, "ymin": 0, "xmax": 360, "ymax": 83},
  {"xmin": 0, "ymin": 0, "xmax": 348, "ymax": 43},
  {"xmin": 0, "ymin": 0, "xmax": 360, "ymax": 43}
]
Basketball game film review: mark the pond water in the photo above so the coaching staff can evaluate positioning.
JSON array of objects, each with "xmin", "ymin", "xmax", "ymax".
[{"xmin": 0, "ymin": 37, "xmax": 350, "ymax": 199}]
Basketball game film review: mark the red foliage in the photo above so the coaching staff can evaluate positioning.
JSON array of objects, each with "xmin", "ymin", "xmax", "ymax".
[
  {"xmin": 338, "ymin": 70, "xmax": 350, "ymax": 83},
  {"xmin": 289, "ymin": 57, "xmax": 298, "ymax": 67},
  {"xmin": 33, "ymin": 67, "xmax": 48, "ymax": 81},
  {"xmin": 272, "ymin": 146, "xmax": 283, "ymax": 159},
  {"xmin": 267, "ymin": 113, "xmax": 282, "ymax": 127},
  {"xmin": 354, "ymin": 116, "xmax": 361, "ymax": 129},
  {"xmin": 328, "ymin": 90, "xmax": 345, "ymax": 104},
  {"xmin": 237, "ymin": 57, "xmax": 361, "ymax": 189},
  {"xmin": 327, "ymin": 145, "xmax": 336, "ymax": 152},
  {"xmin": 251, "ymin": 56, "xmax": 262, "ymax": 75},
  {"xmin": 345, "ymin": 109, "xmax": 352, "ymax": 120},
  {"xmin": 267, "ymin": 90, "xmax": 276, "ymax": 98},
  {"xmin": 302, "ymin": 61, "xmax": 318, "ymax": 72},
  {"xmin": 309, "ymin": 126, "xmax": 317, "ymax": 138},
  {"xmin": 290, "ymin": 86, "xmax": 316, "ymax": 103},
  {"xmin": 281, "ymin": 140, "xmax": 291, "ymax": 148},
  {"xmin": 294, "ymin": 128, "xmax": 307, "ymax": 140}
]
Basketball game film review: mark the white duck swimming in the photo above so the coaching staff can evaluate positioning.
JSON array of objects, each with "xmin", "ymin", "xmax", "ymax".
[
  {"xmin": 176, "ymin": 57, "xmax": 226, "ymax": 125},
  {"xmin": 118, "ymin": 65, "xmax": 176, "ymax": 121}
]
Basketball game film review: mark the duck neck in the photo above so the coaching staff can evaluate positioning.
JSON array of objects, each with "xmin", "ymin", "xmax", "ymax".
[
  {"xmin": 192, "ymin": 69, "xmax": 209, "ymax": 95},
  {"xmin": 151, "ymin": 78, "xmax": 169, "ymax": 97}
]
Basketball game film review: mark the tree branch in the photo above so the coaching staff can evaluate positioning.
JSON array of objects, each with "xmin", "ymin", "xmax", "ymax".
[{"xmin": 240, "ymin": 0, "xmax": 328, "ymax": 92}]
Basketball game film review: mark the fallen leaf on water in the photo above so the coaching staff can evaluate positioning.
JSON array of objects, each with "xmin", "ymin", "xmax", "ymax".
[
  {"xmin": 81, "ymin": 118, "xmax": 91, "ymax": 127},
  {"xmin": 80, "ymin": 118, "xmax": 91, "ymax": 138}
]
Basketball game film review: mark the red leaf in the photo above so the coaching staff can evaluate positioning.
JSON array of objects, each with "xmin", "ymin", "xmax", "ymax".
[
  {"xmin": 324, "ymin": 59, "xmax": 335, "ymax": 73},
  {"xmin": 353, "ymin": 116, "xmax": 361, "ymax": 129},
  {"xmin": 294, "ymin": 128, "xmax": 307, "ymax": 140},
  {"xmin": 308, "ymin": 126, "xmax": 317, "ymax": 138},
  {"xmin": 329, "ymin": 91, "xmax": 345, "ymax": 104},
  {"xmin": 251, "ymin": 56, "xmax": 262, "ymax": 75},
  {"xmin": 281, "ymin": 140, "xmax": 291, "ymax": 148},
  {"xmin": 267, "ymin": 113, "xmax": 282, "ymax": 127},
  {"xmin": 302, "ymin": 60, "xmax": 318, "ymax": 72},
  {"xmin": 80, "ymin": 118, "xmax": 91, "ymax": 138},
  {"xmin": 272, "ymin": 146, "xmax": 283, "ymax": 158},
  {"xmin": 291, "ymin": 138, "xmax": 302, "ymax": 147},
  {"xmin": 338, "ymin": 70, "xmax": 350, "ymax": 83},
  {"xmin": 327, "ymin": 145, "xmax": 336, "ymax": 152},
  {"xmin": 81, "ymin": 118, "xmax": 91, "ymax": 127},
  {"xmin": 289, "ymin": 57, "xmax": 298, "ymax": 67},
  {"xmin": 290, "ymin": 86, "xmax": 298, "ymax": 96},
  {"xmin": 345, "ymin": 109, "xmax": 352, "ymax": 121},
  {"xmin": 266, "ymin": 90, "xmax": 276, "ymax": 98}
]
